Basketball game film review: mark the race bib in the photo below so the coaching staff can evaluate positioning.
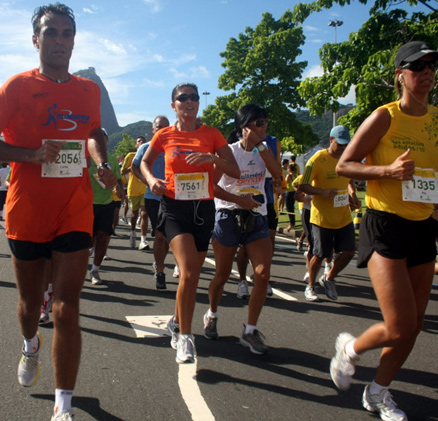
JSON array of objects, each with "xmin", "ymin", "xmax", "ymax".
[
  {"xmin": 333, "ymin": 192, "xmax": 349, "ymax": 208},
  {"xmin": 174, "ymin": 172, "xmax": 209, "ymax": 200},
  {"xmin": 402, "ymin": 167, "xmax": 438, "ymax": 203},
  {"xmin": 41, "ymin": 139, "xmax": 86, "ymax": 178}
]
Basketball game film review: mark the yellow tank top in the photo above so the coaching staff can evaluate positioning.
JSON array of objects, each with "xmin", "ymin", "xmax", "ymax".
[{"xmin": 366, "ymin": 101, "xmax": 438, "ymax": 221}]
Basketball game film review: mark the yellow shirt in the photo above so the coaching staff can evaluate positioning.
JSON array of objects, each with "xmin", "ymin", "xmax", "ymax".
[
  {"xmin": 121, "ymin": 152, "xmax": 147, "ymax": 197},
  {"xmin": 366, "ymin": 101, "xmax": 438, "ymax": 220},
  {"xmin": 302, "ymin": 149, "xmax": 352, "ymax": 229}
]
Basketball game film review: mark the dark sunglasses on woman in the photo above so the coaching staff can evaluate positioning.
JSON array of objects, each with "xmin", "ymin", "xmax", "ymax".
[
  {"xmin": 400, "ymin": 60, "xmax": 438, "ymax": 72},
  {"xmin": 175, "ymin": 93, "xmax": 200, "ymax": 102}
]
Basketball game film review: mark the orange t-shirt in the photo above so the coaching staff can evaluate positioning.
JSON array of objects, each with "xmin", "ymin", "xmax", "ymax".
[
  {"xmin": 150, "ymin": 125, "xmax": 228, "ymax": 200},
  {"xmin": 0, "ymin": 69, "xmax": 101, "ymax": 242}
]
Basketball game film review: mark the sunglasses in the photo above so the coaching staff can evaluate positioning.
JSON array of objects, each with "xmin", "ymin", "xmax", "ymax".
[
  {"xmin": 251, "ymin": 119, "xmax": 268, "ymax": 127},
  {"xmin": 175, "ymin": 93, "xmax": 200, "ymax": 102},
  {"xmin": 400, "ymin": 60, "xmax": 438, "ymax": 72}
]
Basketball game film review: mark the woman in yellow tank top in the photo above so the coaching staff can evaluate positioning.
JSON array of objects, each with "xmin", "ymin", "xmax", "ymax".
[{"xmin": 332, "ymin": 41, "xmax": 438, "ymax": 420}]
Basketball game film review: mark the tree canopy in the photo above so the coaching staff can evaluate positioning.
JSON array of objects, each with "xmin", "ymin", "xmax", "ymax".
[
  {"xmin": 295, "ymin": 0, "xmax": 438, "ymax": 131},
  {"xmin": 202, "ymin": 10, "xmax": 320, "ymax": 151}
]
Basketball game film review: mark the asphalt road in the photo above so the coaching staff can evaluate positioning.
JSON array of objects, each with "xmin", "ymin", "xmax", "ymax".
[{"xmin": 0, "ymin": 220, "xmax": 437, "ymax": 421}]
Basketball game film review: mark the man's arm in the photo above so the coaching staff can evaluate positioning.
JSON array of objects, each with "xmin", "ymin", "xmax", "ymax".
[
  {"xmin": 0, "ymin": 139, "xmax": 64, "ymax": 164},
  {"xmin": 88, "ymin": 127, "xmax": 116, "ymax": 189}
]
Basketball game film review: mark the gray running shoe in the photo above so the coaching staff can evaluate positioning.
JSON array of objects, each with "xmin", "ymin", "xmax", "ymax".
[
  {"xmin": 237, "ymin": 280, "xmax": 249, "ymax": 299},
  {"xmin": 267, "ymin": 283, "xmax": 273, "ymax": 297},
  {"xmin": 18, "ymin": 332, "xmax": 43, "ymax": 387},
  {"xmin": 90, "ymin": 269, "xmax": 103, "ymax": 285},
  {"xmin": 319, "ymin": 275, "xmax": 338, "ymax": 300},
  {"xmin": 240, "ymin": 326, "xmax": 268, "ymax": 355},
  {"xmin": 362, "ymin": 385, "xmax": 407, "ymax": 421},
  {"xmin": 156, "ymin": 272, "xmax": 167, "ymax": 290},
  {"xmin": 129, "ymin": 232, "xmax": 136, "ymax": 248},
  {"xmin": 304, "ymin": 285, "xmax": 318, "ymax": 302},
  {"xmin": 167, "ymin": 316, "xmax": 180, "ymax": 350},
  {"xmin": 203, "ymin": 312, "xmax": 218, "ymax": 339},
  {"xmin": 330, "ymin": 332, "xmax": 358, "ymax": 391},
  {"xmin": 176, "ymin": 334, "xmax": 196, "ymax": 364}
]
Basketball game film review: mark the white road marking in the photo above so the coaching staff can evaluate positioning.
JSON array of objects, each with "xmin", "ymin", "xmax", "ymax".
[
  {"xmin": 178, "ymin": 362, "xmax": 215, "ymax": 421},
  {"xmin": 125, "ymin": 315, "xmax": 171, "ymax": 338}
]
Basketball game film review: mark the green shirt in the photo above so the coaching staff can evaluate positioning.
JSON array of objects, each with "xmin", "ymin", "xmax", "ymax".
[{"xmin": 89, "ymin": 153, "xmax": 121, "ymax": 205}]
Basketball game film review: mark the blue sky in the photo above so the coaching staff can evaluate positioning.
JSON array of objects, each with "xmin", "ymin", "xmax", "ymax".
[{"xmin": 0, "ymin": 0, "xmax": 428, "ymax": 127}]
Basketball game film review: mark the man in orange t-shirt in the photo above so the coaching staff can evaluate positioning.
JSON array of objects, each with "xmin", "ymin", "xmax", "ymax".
[{"xmin": 0, "ymin": 4, "xmax": 116, "ymax": 420}]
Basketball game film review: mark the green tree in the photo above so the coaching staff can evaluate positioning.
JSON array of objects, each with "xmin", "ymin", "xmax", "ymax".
[
  {"xmin": 295, "ymin": 0, "xmax": 438, "ymax": 131},
  {"xmin": 202, "ymin": 11, "xmax": 319, "ymax": 148},
  {"xmin": 113, "ymin": 133, "xmax": 136, "ymax": 159}
]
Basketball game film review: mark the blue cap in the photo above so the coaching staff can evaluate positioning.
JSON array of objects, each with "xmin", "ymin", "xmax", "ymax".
[{"xmin": 330, "ymin": 125, "xmax": 351, "ymax": 145}]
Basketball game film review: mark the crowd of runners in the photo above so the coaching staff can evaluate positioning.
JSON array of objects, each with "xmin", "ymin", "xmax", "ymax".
[{"xmin": 0, "ymin": 3, "xmax": 437, "ymax": 421}]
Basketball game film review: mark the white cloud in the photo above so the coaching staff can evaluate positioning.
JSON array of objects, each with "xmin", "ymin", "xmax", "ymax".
[
  {"xmin": 303, "ymin": 64, "xmax": 323, "ymax": 79},
  {"xmin": 190, "ymin": 66, "xmax": 210, "ymax": 79},
  {"xmin": 143, "ymin": 0, "xmax": 163, "ymax": 13},
  {"xmin": 170, "ymin": 68, "xmax": 187, "ymax": 79}
]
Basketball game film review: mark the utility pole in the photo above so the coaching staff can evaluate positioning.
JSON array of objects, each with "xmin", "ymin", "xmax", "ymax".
[{"xmin": 328, "ymin": 20, "xmax": 343, "ymax": 127}]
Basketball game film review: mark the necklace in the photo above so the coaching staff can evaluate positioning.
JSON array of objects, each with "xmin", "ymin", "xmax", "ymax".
[{"xmin": 38, "ymin": 68, "xmax": 70, "ymax": 84}]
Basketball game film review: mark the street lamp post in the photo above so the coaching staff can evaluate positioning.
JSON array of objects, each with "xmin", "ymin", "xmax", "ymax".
[
  {"xmin": 202, "ymin": 91, "xmax": 210, "ymax": 109},
  {"xmin": 328, "ymin": 20, "xmax": 343, "ymax": 127}
]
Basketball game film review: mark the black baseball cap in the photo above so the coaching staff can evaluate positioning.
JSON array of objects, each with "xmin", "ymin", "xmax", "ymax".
[{"xmin": 395, "ymin": 41, "xmax": 438, "ymax": 67}]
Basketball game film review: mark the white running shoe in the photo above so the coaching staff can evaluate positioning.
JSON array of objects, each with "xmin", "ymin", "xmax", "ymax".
[
  {"xmin": 237, "ymin": 280, "xmax": 250, "ymax": 299},
  {"xmin": 176, "ymin": 334, "xmax": 196, "ymax": 364},
  {"xmin": 362, "ymin": 385, "xmax": 407, "ymax": 421},
  {"xmin": 304, "ymin": 285, "xmax": 318, "ymax": 302},
  {"xmin": 88, "ymin": 246, "xmax": 95, "ymax": 257},
  {"xmin": 18, "ymin": 332, "xmax": 43, "ymax": 387},
  {"xmin": 138, "ymin": 239, "xmax": 150, "ymax": 251},
  {"xmin": 167, "ymin": 316, "xmax": 180, "ymax": 350},
  {"xmin": 172, "ymin": 265, "xmax": 179, "ymax": 278},
  {"xmin": 90, "ymin": 269, "xmax": 103, "ymax": 285},
  {"xmin": 330, "ymin": 332, "xmax": 358, "ymax": 391},
  {"xmin": 51, "ymin": 411, "xmax": 74, "ymax": 421}
]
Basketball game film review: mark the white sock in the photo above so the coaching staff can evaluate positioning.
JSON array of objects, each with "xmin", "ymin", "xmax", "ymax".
[
  {"xmin": 369, "ymin": 380, "xmax": 388, "ymax": 396},
  {"xmin": 245, "ymin": 324, "xmax": 257, "ymax": 335},
  {"xmin": 91, "ymin": 264, "xmax": 100, "ymax": 272},
  {"xmin": 345, "ymin": 339, "xmax": 360, "ymax": 361},
  {"xmin": 141, "ymin": 235, "xmax": 147, "ymax": 242},
  {"xmin": 54, "ymin": 389, "xmax": 73, "ymax": 415},
  {"xmin": 207, "ymin": 309, "xmax": 218, "ymax": 318},
  {"xmin": 23, "ymin": 334, "xmax": 39, "ymax": 354}
]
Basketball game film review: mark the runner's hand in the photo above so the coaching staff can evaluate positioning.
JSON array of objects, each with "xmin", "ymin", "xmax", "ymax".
[
  {"xmin": 31, "ymin": 140, "xmax": 65, "ymax": 164},
  {"xmin": 387, "ymin": 149, "xmax": 415, "ymax": 180}
]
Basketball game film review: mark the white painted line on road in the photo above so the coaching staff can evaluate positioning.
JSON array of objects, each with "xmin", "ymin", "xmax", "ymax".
[
  {"xmin": 125, "ymin": 315, "xmax": 171, "ymax": 338},
  {"xmin": 178, "ymin": 362, "xmax": 215, "ymax": 421},
  {"xmin": 204, "ymin": 257, "xmax": 298, "ymax": 301},
  {"xmin": 126, "ymin": 315, "xmax": 215, "ymax": 419}
]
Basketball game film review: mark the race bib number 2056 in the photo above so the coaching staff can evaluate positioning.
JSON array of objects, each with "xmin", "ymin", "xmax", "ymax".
[{"xmin": 41, "ymin": 139, "xmax": 86, "ymax": 178}]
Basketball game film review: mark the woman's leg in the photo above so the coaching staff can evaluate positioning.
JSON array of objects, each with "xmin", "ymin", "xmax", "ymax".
[
  {"xmin": 208, "ymin": 239, "xmax": 238, "ymax": 312},
  {"xmin": 245, "ymin": 237, "xmax": 272, "ymax": 326},
  {"xmin": 354, "ymin": 254, "xmax": 434, "ymax": 386},
  {"xmin": 169, "ymin": 233, "xmax": 206, "ymax": 334}
]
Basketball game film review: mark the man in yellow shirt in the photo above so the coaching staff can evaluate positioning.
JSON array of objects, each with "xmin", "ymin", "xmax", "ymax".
[
  {"xmin": 121, "ymin": 136, "xmax": 148, "ymax": 249},
  {"xmin": 300, "ymin": 126, "xmax": 360, "ymax": 301}
]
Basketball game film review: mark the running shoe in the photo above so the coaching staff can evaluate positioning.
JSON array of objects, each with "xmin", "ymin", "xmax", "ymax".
[
  {"xmin": 172, "ymin": 265, "xmax": 180, "ymax": 278},
  {"xmin": 203, "ymin": 312, "xmax": 218, "ymax": 339},
  {"xmin": 362, "ymin": 385, "xmax": 407, "ymax": 421},
  {"xmin": 267, "ymin": 283, "xmax": 273, "ymax": 297},
  {"xmin": 90, "ymin": 269, "xmax": 103, "ymax": 285},
  {"xmin": 330, "ymin": 332, "xmax": 358, "ymax": 391},
  {"xmin": 297, "ymin": 241, "xmax": 303, "ymax": 252},
  {"xmin": 324, "ymin": 260, "xmax": 333, "ymax": 276},
  {"xmin": 319, "ymin": 275, "xmax": 338, "ymax": 300},
  {"xmin": 39, "ymin": 291, "xmax": 53, "ymax": 325},
  {"xmin": 18, "ymin": 332, "xmax": 43, "ymax": 387},
  {"xmin": 176, "ymin": 334, "xmax": 196, "ymax": 364},
  {"xmin": 88, "ymin": 246, "xmax": 94, "ymax": 257},
  {"xmin": 156, "ymin": 272, "xmax": 167, "ymax": 290},
  {"xmin": 139, "ymin": 239, "xmax": 150, "ymax": 251},
  {"xmin": 51, "ymin": 411, "xmax": 74, "ymax": 421},
  {"xmin": 240, "ymin": 326, "xmax": 268, "ymax": 355},
  {"xmin": 167, "ymin": 316, "xmax": 180, "ymax": 350},
  {"xmin": 120, "ymin": 216, "xmax": 128, "ymax": 224},
  {"xmin": 103, "ymin": 254, "xmax": 110, "ymax": 260},
  {"xmin": 303, "ymin": 272, "xmax": 310, "ymax": 283},
  {"xmin": 129, "ymin": 232, "xmax": 136, "ymax": 249},
  {"xmin": 237, "ymin": 280, "xmax": 250, "ymax": 299},
  {"xmin": 39, "ymin": 312, "xmax": 50, "ymax": 325},
  {"xmin": 304, "ymin": 285, "xmax": 318, "ymax": 302}
]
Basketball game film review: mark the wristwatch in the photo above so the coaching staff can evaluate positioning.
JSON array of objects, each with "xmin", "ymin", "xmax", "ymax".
[
  {"xmin": 254, "ymin": 142, "xmax": 266, "ymax": 152},
  {"xmin": 98, "ymin": 162, "xmax": 112, "ymax": 170}
]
